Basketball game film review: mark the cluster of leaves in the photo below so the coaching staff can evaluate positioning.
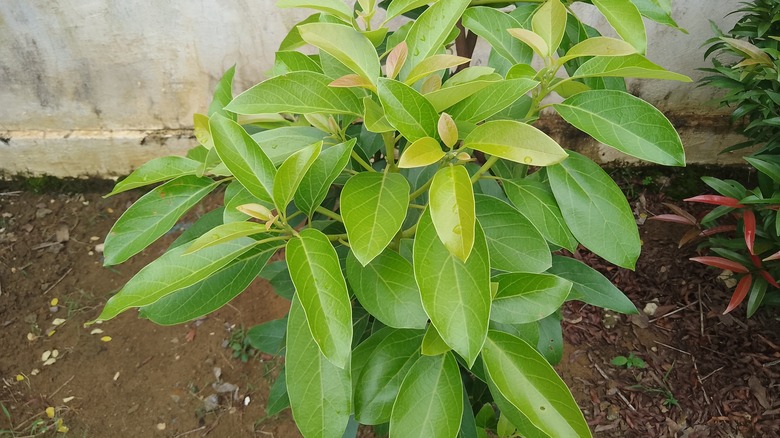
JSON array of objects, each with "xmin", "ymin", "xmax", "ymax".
[
  {"xmin": 611, "ymin": 352, "xmax": 647, "ymax": 369},
  {"xmin": 92, "ymin": 0, "xmax": 688, "ymax": 436},
  {"xmin": 700, "ymin": 0, "xmax": 780, "ymax": 154}
]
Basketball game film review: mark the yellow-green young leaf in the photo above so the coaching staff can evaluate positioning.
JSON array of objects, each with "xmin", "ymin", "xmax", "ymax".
[
  {"xmin": 106, "ymin": 156, "xmax": 201, "ymax": 197},
  {"xmin": 273, "ymin": 141, "xmax": 322, "ymax": 213},
  {"xmin": 363, "ymin": 97, "xmax": 395, "ymax": 133},
  {"xmin": 552, "ymin": 79, "xmax": 590, "ymax": 98},
  {"xmin": 236, "ymin": 203, "xmax": 273, "ymax": 221},
  {"xmin": 490, "ymin": 273, "xmax": 572, "ymax": 324},
  {"xmin": 286, "ymin": 229, "xmax": 353, "ymax": 368},
  {"xmin": 346, "ymin": 249, "xmax": 428, "ymax": 329},
  {"xmin": 482, "ymin": 331, "xmax": 591, "ymax": 437},
  {"xmin": 384, "ymin": 0, "xmax": 429, "ymax": 23},
  {"xmin": 437, "ymin": 113, "xmax": 458, "ymax": 149},
  {"xmin": 507, "ymin": 29, "xmax": 549, "ymax": 58},
  {"xmin": 341, "ymin": 172, "xmax": 410, "ymax": 266},
  {"xmin": 405, "ymin": 55, "xmax": 471, "ymax": 85},
  {"xmin": 547, "ymin": 255, "xmax": 638, "ymax": 314},
  {"xmin": 385, "ymin": 41, "xmax": 408, "ymax": 80},
  {"xmin": 210, "ymin": 114, "xmax": 276, "ymax": 203},
  {"xmin": 193, "ymin": 113, "xmax": 214, "ymax": 148},
  {"xmin": 721, "ymin": 37, "xmax": 773, "ymax": 65},
  {"xmin": 553, "ymin": 90, "xmax": 685, "ymax": 166},
  {"xmin": 400, "ymin": 0, "xmax": 470, "ymax": 79},
  {"xmin": 558, "ymin": 37, "xmax": 638, "ymax": 63},
  {"xmin": 573, "ymin": 54, "xmax": 692, "ymax": 82},
  {"xmin": 398, "ymin": 137, "xmax": 445, "ymax": 169},
  {"xmin": 530, "ymin": 0, "xmax": 566, "ymax": 56},
  {"xmin": 414, "ymin": 210, "xmax": 490, "ymax": 366},
  {"xmin": 503, "ymin": 179, "xmax": 578, "ymax": 252},
  {"xmin": 299, "ymin": 23, "xmax": 380, "ymax": 82},
  {"xmin": 389, "ymin": 353, "xmax": 464, "ymax": 438},
  {"xmin": 421, "ymin": 325, "xmax": 451, "ymax": 356},
  {"xmin": 329, "ymin": 74, "xmax": 376, "ymax": 90},
  {"xmin": 295, "ymin": 138, "xmax": 356, "ymax": 217},
  {"xmin": 286, "ymin": 296, "xmax": 351, "ymax": 437},
  {"xmin": 273, "ymin": 50, "xmax": 323, "ymax": 75},
  {"xmin": 463, "ymin": 120, "xmax": 567, "ymax": 167},
  {"xmin": 424, "ymin": 77, "xmax": 502, "ymax": 113},
  {"xmin": 548, "ymin": 151, "xmax": 640, "ymax": 269},
  {"xmin": 95, "ymin": 238, "xmax": 258, "ymax": 321},
  {"xmin": 276, "ymin": 0, "xmax": 353, "ymax": 22},
  {"xmin": 226, "ymin": 72, "xmax": 363, "ymax": 115},
  {"xmin": 430, "ymin": 166, "xmax": 476, "ymax": 261},
  {"xmin": 208, "ymin": 65, "xmax": 236, "ymax": 120},
  {"xmin": 462, "ymin": 8, "xmax": 532, "ymax": 65},
  {"xmin": 448, "ymin": 79, "xmax": 538, "ymax": 123},
  {"xmin": 104, "ymin": 176, "xmax": 219, "ymax": 266},
  {"xmin": 377, "ymin": 78, "xmax": 439, "ymax": 141},
  {"xmin": 184, "ymin": 222, "xmax": 267, "ymax": 254},
  {"xmin": 420, "ymin": 74, "xmax": 442, "ymax": 94},
  {"xmin": 592, "ymin": 0, "xmax": 647, "ymax": 54}
]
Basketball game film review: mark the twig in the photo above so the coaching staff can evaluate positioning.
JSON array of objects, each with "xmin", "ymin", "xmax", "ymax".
[
  {"xmin": 764, "ymin": 358, "xmax": 780, "ymax": 368},
  {"xmin": 49, "ymin": 375, "xmax": 75, "ymax": 398},
  {"xmin": 700, "ymin": 366, "xmax": 724, "ymax": 381},
  {"xmin": 692, "ymin": 359, "xmax": 711, "ymax": 405},
  {"xmin": 653, "ymin": 341, "xmax": 691, "ymax": 356},
  {"xmin": 0, "ymin": 191, "xmax": 21, "ymax": 196},
  {"xmin": 43, "ymin": 268, "xmax": 72, "ymax": 295},
  {"xmin": 698, "ymin": 285, "xmax": 704, "ymax": 336},
  {"xmin": 649, "ymin": 301, "xmax": 698, "ymax": 323},
  {"xmin": 174, "ymin": 426, "xmax": 206, "ymax": 438}
]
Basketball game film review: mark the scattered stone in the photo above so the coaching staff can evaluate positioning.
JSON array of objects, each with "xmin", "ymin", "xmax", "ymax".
[
  {"xmin": 113, "ymin": 372, "xmax": 120, "ymax": 381},
  {"xmin": 52, "ymin": 318, "xmax": 66, "ymax": 326},
  {"xmin": 156, "ymin": 423, "xmax": 166, "ymax": 431},
  {"xmin": 94, "ymin": 243, "xmax": 104, "ymax": 253},
  {"xmin": 89, "ymin": 236, "xmax": 100, "ymax": 242},
  {"xmin": 30, "ymin": 369, "xmax": 40, "ymax": 376},
  {"xmin": 203, "ymin": 394, "xmax": 219, "ymax": 412},
  {"xmin": 127, "ymin": 404, "xmax": 139, "ymax": 414},
  {"xmin": 35, "ymin": 208, "xmax": 52, "ymax": 219},
  {"xmin": 643, "ymin": 302, "xmax": 659, "ymax": 316},
  {"xmin": 55, "ymin": 224, "xmax": 70, "ymax": 242},
  {"xmin": 602, "ymin": 312, "xmax": 619, "ymax": 329}
]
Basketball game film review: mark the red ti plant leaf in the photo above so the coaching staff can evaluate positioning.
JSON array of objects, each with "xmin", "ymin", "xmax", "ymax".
[
  {"xmin": 649, "ymin": 214, "xmax": 697, "ymax": 225},
  {"xmin": 743, "ymin": 209, "xmax": 756, "ymax": 254},
  {"xmin": 724, "ymin": 274, "xmax": 752, "ymax": 314},
  {"xmin": 684, "ymin": 195, "xmax": 744, "ymax": 208},
  {"xmin": 750, "ymin": 254, "xmax": 763, "ymax": 269},
  {"xmin": 689, "ymin": 256, "xmax": 749, "ymax": 274},
  {"xmin": 764, "ymin": 250, "xmax": 780, "ymax": 262},
  {"xmin": 662, "ymin": 202, "xmax": 698, "ymax": 224},
  {"xmin": 759, "ymin": 270, "xmax": 780, "ymax": 289},
  {"xmin": 699, "ymin": 225, "xmax": 736, "ymax": 237}
]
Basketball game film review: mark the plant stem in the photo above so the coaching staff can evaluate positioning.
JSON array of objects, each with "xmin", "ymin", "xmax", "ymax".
[
  {"xmin": 315, "ymin": 206, "xmax": 343, "ymax": 222},
  {"xmin": 254, "ymin": 235, "xmax": 292, "ymax": 246},
  {"xmin": 409, "ymin": 178, "xmax": 433, "ymax": 202},
  {"xmin": 326, "ymin": 233, "xmax": 348, "ymax": 241},
  {"xmin": 382, "ymin": 132, "xmax": 396, "ymax": 169},
  {"xmin": 401, "ymin": 222, "xmax": 418, "ymax": 238},
  {"xmin": 470, "ymin": 155, "xmax": 499, "ymax": 183},
  {"xmin": 351, "ymin": 151, "xmax": 376, "ymax": 172}
]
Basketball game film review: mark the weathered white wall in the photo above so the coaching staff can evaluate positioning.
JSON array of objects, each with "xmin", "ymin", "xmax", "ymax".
[{"xmin": 0, "ymin": 1, "xmax": 748, "ymax": 176}]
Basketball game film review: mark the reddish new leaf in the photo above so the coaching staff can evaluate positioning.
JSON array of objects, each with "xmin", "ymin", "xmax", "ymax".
[
  {"xmin": 759, "ymin": 270, "xmax": 780, "ymax": 289},
  {"xmin": 649, "ymin": 214, "xmax": 696, "ymax": 225},
  {"xmin": 662, "ymin": 202, "xmax": 698, "ymax": 224},
  {"xmin": 700, "ymin": 225, "xmax": 736, "ymax": 237},
  {"xmin": 684, "ymin": 195, "xmax": 744, "ymax": 208},
  {"xmin": 750, "ymin": 254, "xmax": 763, "ymax": 269},
  {"xmin": 743, "ymin": 209, "xmax": 756, "ymax": 254},
  {"xmin": 690, "ymin": 256, "xmax": 749, "ymax": 274},
  {"xmin": 763, "ymin": 250, "xmax": 780, "ymax": 262},
  {"xmin": 724, "ymin": 274, "xmax": 752, "ymax": 314}
]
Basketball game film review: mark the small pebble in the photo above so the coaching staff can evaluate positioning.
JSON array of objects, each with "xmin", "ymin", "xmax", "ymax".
[
  {"xmin": 52, "ymin": 318, "xmax": 66, "ymax": 326},
  {"xmin": 88, "ymin": 251, "xmax": 94, "ymax": 256},
  {"xmin": 156, "ymin": 423, "xmax": 166, "ymax": 431},
  {"xmin": 42, "ymin": 351, "xmax": 51, "ymax": 362},
  {"xmin": 94, "ymin": 243, "xmax": 104, "ymax": 253},
  {"xmin": 43, "ymin": 358, "xmax": 56, "ymax": 366},
  {"xmin": 89, "ymin": 236, "xmax": 100, "ymax": 242},
  {"xmin": 90, "ymin": 328, "xmax": 104, "ymax": 335},
  {"xmin": 113, "ymin": 372, "xmax": 120, "ymax": 381},
  {"xmin": 30, "ymin": 369, "xmax": 40, "ymax": 376}
]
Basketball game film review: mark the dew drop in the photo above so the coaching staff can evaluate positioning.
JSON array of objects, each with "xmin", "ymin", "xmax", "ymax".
[{"xmin": 523, "ymin": 156, "xmax": 533, "ymax": 164}]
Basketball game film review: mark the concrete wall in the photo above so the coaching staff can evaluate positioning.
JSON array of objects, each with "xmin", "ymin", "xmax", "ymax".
[{"xmin": 0, "ymin": 1, "xmax": 747, "ymax": 177}]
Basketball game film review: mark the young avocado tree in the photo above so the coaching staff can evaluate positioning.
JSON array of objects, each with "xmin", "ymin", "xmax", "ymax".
[{"xmin": 92, "ymin": 0, "xmax": 688, "ymax": 436}]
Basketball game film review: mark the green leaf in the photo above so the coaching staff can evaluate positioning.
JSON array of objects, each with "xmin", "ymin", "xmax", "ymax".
[
  {"xmin": 286, "ymin": 296, "xmax": 351, "ymax": 437},
  {"xmin": 106, "ymin": 156, "xmax": 201, "ymax": 197},
  {"xmin": 260, "ymin": 261, "xmax": 296, "ymax": 300},
  {"xmin": 276, "ymin": 0, "xmax": 353, "ymax": 22},
  {"xmin": 184, "ymin": 221, "xmax": 267, "ymax": 254},
  {"xmin": 401, "ymin": 0, "xmax": 471, "ymax": 79},
  {"xmin": 384, "ymin": 0, "xmax": 429, "ymax": 22},
  {"xmin": 226, "ymin": 72, "xmax": 362, "ymax": 115},
  {"xmin": 531, "ymin": 0, "xmax": 566, "ymax": 56},
  {"xmin": 354, "ymin": 329, "xmax": 424, "ymax": 424},
  {"xmin": 548, "ymin": 255, "xmax": 638, "ymax": 314},
  {"xmin": 474, "ymin": 194, "xmax": 551, "ymax": 274},
  {"xmin": 341, "ymin": 172, "xmax": 410, "ymax": 266},
  {"xmin": 266, "ymin": 368, "xmax": 290, "ymax": 416},
  {"xmin": 96, "ymin": 238, "xmax": 259, "ymax": 321},
  {"xmin": 592, "ymin": 0, "xmax": 646, "ymax": 54},
  {"xmin": 745, "ymin": 155, "xmax": 780, "ymax": 183},
  {"xmin": 573, "ymin": 54, "xmax": 691, "ymax": 82},
  {"xmin": 398, "ymin": 137, "xmax": 445, "ymax": 169},
  {"xmin": 558, "ymin": 37, "xmax": 637, "ymax": 63},
  {"xmin": 274, "ymin": 50, "xmax": 323, "ymax": 75},
  {"xmin": 208, "ymin": 65, "xmax": 236, "ymax": 120},
  {"xmin": 247, "ymin": 317, "xmax": 288, "ymax": 355},
  {"xmin": 462, "ymin": 8, "xmax": 532, "ymax": 65},
  {"xmin": 482, "ymin": 331, "xmax": 591, "ymax": 437},
  {"xmin": 273, "ymin": 141, "xmax": 322, "ymax": 213},
  {"xmin": 630, "ymin": 0, "xmax": 682, "ymax": 29},
  {"xmin": 430, "ymin": 166, "xmax": 476, "ymax": 261},
  {"xmin": 548, "ymin": 151, "xmax": 640, "ymax": 269},
  {"xmin": 223, "ymin": 182, "xmax": 268, "ymax": 223},
  {"xmin": 503, "ymin": 179, "xmax": 578, "ymax": 251},
  {"xmin": 506, "ymin": 29, "xmax": 549, "ymax": 58},
  {"xmin": 211, "ymin": 114, "xmax": 276, "ymax": 202},
  {"xmin": 405, "ymin": 55, "xmax": 471, "ymax": 85},
  {"xmin": 251, "ymin": 126, "xmax": 326, "ymax": 166},
  {"xmin": 286, "ymin": 228, "xmax": 352, "ymax": 368},
  {"xmin": 299, "ymin": 23, "xmax": 380, "ymax": 82},
  {"xmin": 169, "ymin": 207, "xmax": 225, "ymax": 250},
  {"xmin": 422, "ymin": 324, "xmax": 451, "ymax": 357},
  {"xmin": 377, "ymin": 78, "xmax": 439, "ymax": 141},
  {"xmin": 363, "ymin": 97, "xmax": 395, "ymax": 133},
  {"xmin": 296, "ymin": 139, "xmax": 356, "ymax": 217},
  {"xmin": 448, "ymin": 79, "xmax": 538, "ymax": 123},
  {"xmin": 554, "ymin": 90, "xmax": 685, "ymax": 166},
  {"xmin": 463, "ymin": 120, "xmax": 567, "ymax": 166},
  {"xmin": 747, "ymin": 276, "xmax": 768, "ymax": 318},
  {"xmin": 103, "ymin": 176, "xmax": 219, "ymax": 266},
  {"xmin": 139, "ymin": 251, "xmax": 272, "ymax": 325},
  {"xmin": 346, "ymin": 249, "xmax": 428, "ymax": 329},
  {"xmin": 490, "ymin": 273, "xmax": 572, "ymax": 324},
  {"xmin": 414, "ymin": 210, "xmax": 490, "ymax": 367},
  {"xmin": 390, "ymin": 353, "xmax": 464, "ymax": 438}
]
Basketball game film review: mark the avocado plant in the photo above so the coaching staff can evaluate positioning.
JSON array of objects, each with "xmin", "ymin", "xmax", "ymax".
[{"xmin": 92, "ymin": 0, "xmax": 688, "ymax": 436}]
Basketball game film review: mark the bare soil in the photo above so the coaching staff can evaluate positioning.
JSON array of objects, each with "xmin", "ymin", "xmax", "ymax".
[{"xmin": 0, "ymin": 183, "xmax": 778, "ymax": 437}]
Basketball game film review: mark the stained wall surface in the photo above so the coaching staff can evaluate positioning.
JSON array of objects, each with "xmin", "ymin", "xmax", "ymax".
[{"xmin": 0, "ymin": 1, "xmax": 747, "ymax": 176}]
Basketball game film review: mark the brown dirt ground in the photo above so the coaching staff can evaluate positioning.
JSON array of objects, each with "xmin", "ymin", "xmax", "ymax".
[{"xmin": 0, "ymin": 184, "xmax": 778, "ymax": 437}]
